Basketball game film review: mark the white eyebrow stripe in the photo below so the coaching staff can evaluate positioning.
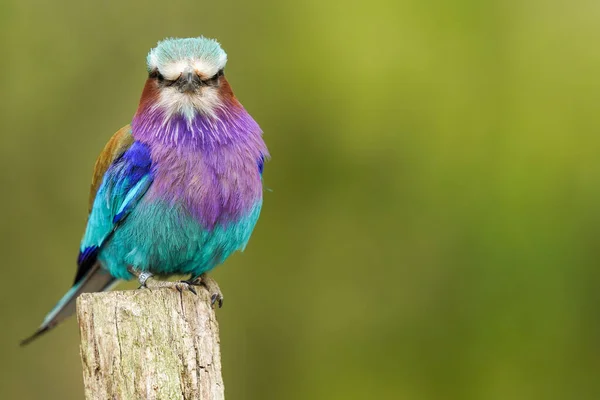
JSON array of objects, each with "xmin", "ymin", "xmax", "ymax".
[
  {"xmin": 193, "ymin": 60, "xmax": 220, "ymax": 78},
  {"xmin": 157, "ymin": 58, "xmax": 224, "ymax": 81},
  {"xmin": 160, "ymin": 61, "xmax": 189, "ymax": 80}
]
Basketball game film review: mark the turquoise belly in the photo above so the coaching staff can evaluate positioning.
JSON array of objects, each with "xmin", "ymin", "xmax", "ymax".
[{"xmin": 98, "ymin": 199, "xmax": 262, "ymax": 280}]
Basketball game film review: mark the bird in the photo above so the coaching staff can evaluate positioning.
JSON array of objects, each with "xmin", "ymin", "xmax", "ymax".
[{"xmin": 21, "ymin": 37, "xmax": 269, "ymax": 346}]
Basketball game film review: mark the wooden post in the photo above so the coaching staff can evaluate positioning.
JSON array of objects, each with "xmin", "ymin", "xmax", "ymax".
[{"xmin": 76, "ymin": 288, "xmax": 224, "ymax": 400}]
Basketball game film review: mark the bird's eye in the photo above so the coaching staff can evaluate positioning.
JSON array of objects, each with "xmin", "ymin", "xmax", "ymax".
[
  {"xmin": 204, "ymin": 69, "xmax": 224, "ymax": 86},
  {"xmin": 149, "ymin": 69, "xmax": 164, "ymax": 81}
]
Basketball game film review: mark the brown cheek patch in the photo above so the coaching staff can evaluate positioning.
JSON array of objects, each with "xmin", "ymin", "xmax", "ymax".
[
  {"xmin": 137, "ymin": 79, "xmax": 160, "ymax": 112},
  {"xmin": 218, "ymin": 77, "xmax": 241, "ymax": 108}
]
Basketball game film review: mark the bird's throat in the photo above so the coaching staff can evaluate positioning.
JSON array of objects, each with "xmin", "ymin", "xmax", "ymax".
[{"xmin": 131, "ymin": 98, "xmax": 261, "ymax": 151}]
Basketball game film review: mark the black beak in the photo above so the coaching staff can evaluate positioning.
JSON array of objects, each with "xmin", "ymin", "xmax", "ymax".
[{"xmin": 177, "ymin": 71, "xmax": 201, "ymax": 93}]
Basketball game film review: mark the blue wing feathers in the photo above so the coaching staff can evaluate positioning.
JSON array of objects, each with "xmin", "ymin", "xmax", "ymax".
[
  {"xmin": 74, "ymin": 245, "xmax": 99, "ymax": 284},
  {"xmin": 74, "ymin": 141, "xmax": 153, "ymax": 284},
  {"xmin": 113, "ymin": 175, "xmax": 153, "ymax": 224}
]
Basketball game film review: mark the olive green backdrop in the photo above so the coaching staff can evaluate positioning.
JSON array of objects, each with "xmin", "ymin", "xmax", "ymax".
[{"xmin": 2, "ymin": 0, "xmax": 600, "ymax": 399}]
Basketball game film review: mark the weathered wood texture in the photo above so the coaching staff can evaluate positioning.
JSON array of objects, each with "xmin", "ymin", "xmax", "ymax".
[{"xmin": 77, "ymin": 288, "xmax": 224, "ymax": 400}]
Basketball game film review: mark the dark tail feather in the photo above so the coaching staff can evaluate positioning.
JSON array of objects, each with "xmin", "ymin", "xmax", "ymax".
[
  {"xmin": 20, "ymin": 264, "xmax": 117, "ymax": 346},
  {"xmin": 20, "ymin": 326, "xmax": 51, "ymax": 347}
]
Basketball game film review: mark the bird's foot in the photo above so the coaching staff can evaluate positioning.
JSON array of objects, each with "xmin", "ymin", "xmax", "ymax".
[
  {"xmin": 184, "ymin": 273, "xmax": 223, "ymax": 308},
  {"xmin": 172, "ymin": 281, "xmax": 198, "ymax": 295},
  {"xmin": 145, "ymin": 279, "xmax": 198, "ymax": 294},
  {"xmin": 129, "ymin": 268, "xmax": 197, "ymax": 294}
]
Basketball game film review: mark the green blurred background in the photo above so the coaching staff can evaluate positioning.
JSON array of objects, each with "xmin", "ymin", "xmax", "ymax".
[{"xmin": 2, "ymin": 0, "xmax": 600, "ymax": 399}]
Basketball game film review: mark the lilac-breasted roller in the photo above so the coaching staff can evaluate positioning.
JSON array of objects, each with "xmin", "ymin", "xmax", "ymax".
[{"xmin": 21, "ymin": 37, "xmax": 269, "ymax": 345}]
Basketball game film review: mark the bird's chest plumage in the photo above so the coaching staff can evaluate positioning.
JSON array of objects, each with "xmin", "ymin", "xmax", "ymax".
[
  {"xmin": 99, "ymin": 142, "xmax": 264, "ymax": 278},
  {"xmin": 146, "ymin": 142, "xmax": 263, "ymax": 228}
]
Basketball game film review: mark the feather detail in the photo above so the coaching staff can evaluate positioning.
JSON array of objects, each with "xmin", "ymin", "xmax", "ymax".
[
  {"xmin": 75, "ymin": 140, "xmax": 153, "ymax": 283},
  {"xmin": 89, "ymin": 125, "xmax": 134, "ymax": 211}
]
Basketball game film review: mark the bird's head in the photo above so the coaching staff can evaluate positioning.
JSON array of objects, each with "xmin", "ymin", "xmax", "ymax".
[{"xmin": 140, "ymin": 37, "xmax": 231, "ymax": 120}]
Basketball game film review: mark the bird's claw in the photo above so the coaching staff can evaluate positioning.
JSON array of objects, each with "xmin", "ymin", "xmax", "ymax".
[
  {"xmin": 210, "ymin": 293, "xmax": 224, "ymax": 308},
  {"xmin": 173, "ymin": 281, "xmax": 198, "ymax": 295},
  {"xmin": 180, "ymin": 275, "xmax": 224, "ymax": 308},
  {"xmin": 194, "ymin": 274, "xmax": 224, "ymax": 308}
]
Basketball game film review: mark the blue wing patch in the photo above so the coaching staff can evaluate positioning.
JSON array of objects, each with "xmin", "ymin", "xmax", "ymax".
[
  {"xmin": 113, "ymin": 175, "xmax": 153, "ymax": 224},
  {"xmin": 74, "ymin": 141, "xmax": 153, "ymax": 284}
]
